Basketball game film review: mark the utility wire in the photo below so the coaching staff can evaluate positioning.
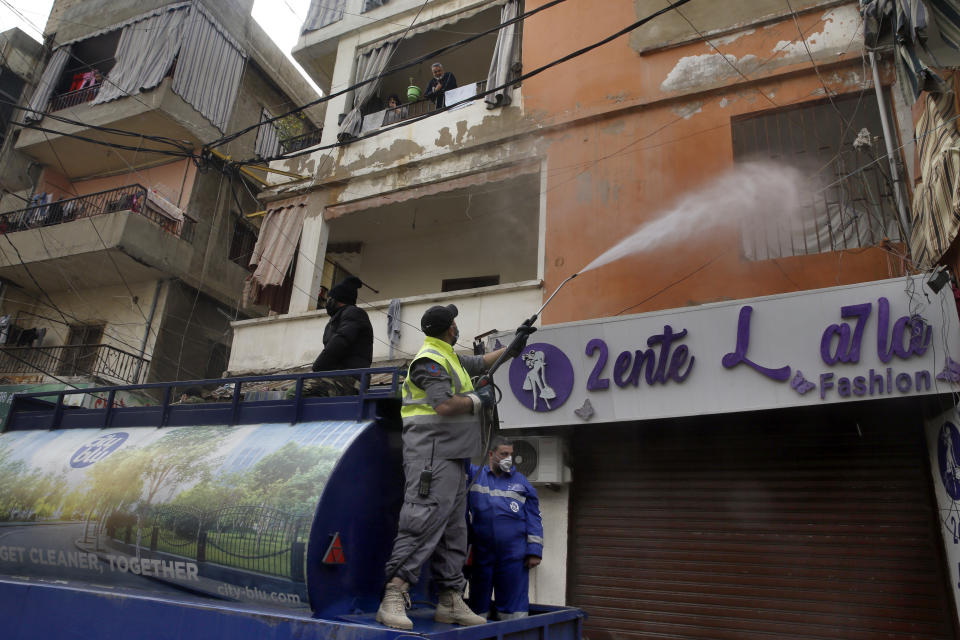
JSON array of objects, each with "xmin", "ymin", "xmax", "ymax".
[
  {"xmin": 207, "ymin": 0, "xmax": 575, "ymax": 150},
  {"xmin": 237, "ymin": 0, "xmax": 696, "ymax": 167}
]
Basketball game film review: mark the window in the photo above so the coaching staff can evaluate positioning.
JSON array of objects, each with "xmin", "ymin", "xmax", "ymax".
[
  {"xmin": 0, "ymin": 72, "xmax": 24, "ymax": 147},
  {"xmin": 731, "ymin": 92, "xmax": 903, "ymax": 260},
  {"xmin": 229, "ymin": 218, "xmax": 258, "ymax": 267},
  {"xmin": 49, "ymin": 31, "xmax": 121, "ymax": 112},
  {"xmin": 442, "ymin": 275, "xmax": 500, "ymax": 292},
  {"xmin": 59, "ymin": 324, "xmax": 104, "ymax": 376}
]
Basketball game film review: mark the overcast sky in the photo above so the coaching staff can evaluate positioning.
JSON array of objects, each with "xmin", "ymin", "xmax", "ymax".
[{"xmin": 1, "ymin": 0, "xmax": 321, "ymax": 93}]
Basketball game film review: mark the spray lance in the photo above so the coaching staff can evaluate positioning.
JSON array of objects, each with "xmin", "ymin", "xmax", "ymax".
[{"xmin": 474, "ymin": 272, "xmax": 580, "ymax": 394}]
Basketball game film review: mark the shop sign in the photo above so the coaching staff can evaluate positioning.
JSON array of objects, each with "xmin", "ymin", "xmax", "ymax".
[{"xmin": 496, "ymin": 277, "xmax": 960, "ymax": 429}]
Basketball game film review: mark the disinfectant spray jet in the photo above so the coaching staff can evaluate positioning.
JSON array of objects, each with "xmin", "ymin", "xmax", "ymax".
[{"xmin": 478, "ymin": 162, "xmax": 807, "ymax": 385}]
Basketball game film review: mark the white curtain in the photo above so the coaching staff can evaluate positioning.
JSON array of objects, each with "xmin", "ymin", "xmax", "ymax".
[
  {"xmin": 255, "ymin": 108, "xmax": 282, "ymax": 159},
  {"xmin": 172, "ymin": 6, "xmax": 246, "ymax": 133},
  {"xmin": 93, "ymin": 6, "xmax": 190, "ymax": 104},
  {"xmin": 245, "ymin": 196, "xmax": 309, "ymax": 306},
  {"xmin": 302, "ymin": 0, "xmax": 346, "ymax": 33},
  {"xmin": 485, "ymin": 0, "xmax": 520, "ymax": 109},
  {"xmin": 22, "ymin": 47, "xmax": 71, "ymax": 122},
  {"xmin": 338, "ymin": 41, "xmax": 396, "ymax": 141}
]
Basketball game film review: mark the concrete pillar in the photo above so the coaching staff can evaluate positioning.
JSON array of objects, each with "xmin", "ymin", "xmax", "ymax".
[{"xmin": 288, "ymin": 208, "xmax": 329, "ymax": 313}]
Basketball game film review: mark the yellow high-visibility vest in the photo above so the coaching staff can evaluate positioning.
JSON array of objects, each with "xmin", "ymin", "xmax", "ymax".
[{"xmin": 401, "ymin": 336, "xmax": 475, "ymax": 419}]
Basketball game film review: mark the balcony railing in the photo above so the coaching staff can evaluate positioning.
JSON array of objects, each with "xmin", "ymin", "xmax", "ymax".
[
  {"xmin": 279, "ymin": 129, "xmax": 323, "ymax": 153},
  {"xmin": 0, "ymin": 184, "xmax": 184, "ymax": 237},
  {"xmin": 48, "ymin": 83, "xmax": 103, "ymax": 112},
  {"xmin": 363, "ymin": 80, "xmax": 488, "ymax": 133},
  {"xmin": 0, "ymin": 343, "xmax": 149, "ymax": 384}
]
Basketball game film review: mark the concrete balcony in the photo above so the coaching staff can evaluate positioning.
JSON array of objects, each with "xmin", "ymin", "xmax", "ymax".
[
  {"xmin": 0, "ymin": 184, "xmax": 196, "ymax": 294},
  {"xmin": 14, "ymin": 77, "xmax": 214, "ymax": 180},
  {"xmin": 227, "ymin": 280, "xmax": 544, "ymax": 373}
]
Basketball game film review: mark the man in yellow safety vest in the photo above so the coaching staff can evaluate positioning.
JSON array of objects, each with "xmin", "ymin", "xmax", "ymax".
[{"xmin": 376, "ymin": 304, "xmax": 534, "ymax": 630}]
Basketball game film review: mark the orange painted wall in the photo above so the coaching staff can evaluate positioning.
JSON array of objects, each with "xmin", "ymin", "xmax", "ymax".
[
  {"xmin": 39, "ymin": 159, "xmax": 197, "ymax": 208},
  {"xmin": 520, "ymin": 1, "xmax": 907, "ymax": 324}
]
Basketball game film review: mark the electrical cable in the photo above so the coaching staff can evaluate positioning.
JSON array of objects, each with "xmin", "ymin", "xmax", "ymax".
[
  {"xmin": 0, "ymin": 99, "xmax": 194, "ymax": 152},
  {"xmin": 8, "ymin": 120, "xmax": 196, "ymax": 158},
  {"xmin": 238, "ymin": 0, "xmax": 694, "ymax": 166},
  {"xmin": 207, "ymin": 0, "xmax": 576, "ymax": 150}
]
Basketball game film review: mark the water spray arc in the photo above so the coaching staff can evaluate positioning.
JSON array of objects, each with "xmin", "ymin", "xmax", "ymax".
[{"xmin": 482, "ymin": 272, "xmax": 579, "ymax": 382}]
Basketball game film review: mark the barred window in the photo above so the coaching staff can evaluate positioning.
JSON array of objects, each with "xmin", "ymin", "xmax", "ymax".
[{"xmin": 731, "ymin": 92, "xmax": 903, "ymax": 260}]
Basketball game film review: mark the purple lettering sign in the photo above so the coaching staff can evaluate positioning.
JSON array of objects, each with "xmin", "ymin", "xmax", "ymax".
[{"xmin": 721, "ymin": 306, "xmax": 791, "ymax": 381}]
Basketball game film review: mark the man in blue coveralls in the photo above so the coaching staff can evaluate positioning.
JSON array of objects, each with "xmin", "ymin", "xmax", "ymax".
[{"xmin": 467, "ymin": 437, "xmax": 543, "ymax": 620}]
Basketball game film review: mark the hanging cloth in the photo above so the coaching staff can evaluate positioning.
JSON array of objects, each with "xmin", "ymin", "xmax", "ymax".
[
  {"xmin": 171, "ymin": 4, "xmax": 247, "ymax": 133},
  {"xmin": 93, "ymin": 5, "xmax": 190, "ymax": 104},
  {"xmin": 485, "ymin": 0, "xmax": 520, "ymax": 109},
  {"xmin": 302, "ymin": 0, "xmax": 346, "ymax": 33},
  {"xmin": 338, "ymin": 41, "xmax": 397, "ymax": 142},
  {"xmin": 22, "ymin": 47, "xmax": 71, "ymax": 122}
]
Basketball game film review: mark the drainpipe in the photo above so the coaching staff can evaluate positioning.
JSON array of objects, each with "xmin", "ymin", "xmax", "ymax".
[
  {"xmin": 868, "ymin": 50, "xmax": 912, "ymax": 240},
  {"xmin": 133, "ymin": 280, "xmax": 164, "ymax": 383}
]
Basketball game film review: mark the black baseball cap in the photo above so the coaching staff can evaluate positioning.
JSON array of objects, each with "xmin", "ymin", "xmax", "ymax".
[{"xmin": 421, "ymin": 304, "xmax": 458, "ymax": 337}]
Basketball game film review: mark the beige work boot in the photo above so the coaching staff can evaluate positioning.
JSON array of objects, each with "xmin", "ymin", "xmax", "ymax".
[
  {"xmin": 376, "ymin": 583, "xmax": 413, "ymax": 630},
  {"xmin": 435, "ymin": 589, "xmax": 486, "ymax": 626}
]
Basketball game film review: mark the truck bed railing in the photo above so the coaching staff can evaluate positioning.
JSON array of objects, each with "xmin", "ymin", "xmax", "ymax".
[{"xmin": 2, "ymin": 367, "xmax": 402, "ymax": 432}]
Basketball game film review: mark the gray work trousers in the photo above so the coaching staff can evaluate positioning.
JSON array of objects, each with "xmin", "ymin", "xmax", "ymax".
[{"xmin": 384, "ymin": 458, "xmax": 467, "ymax": 591}]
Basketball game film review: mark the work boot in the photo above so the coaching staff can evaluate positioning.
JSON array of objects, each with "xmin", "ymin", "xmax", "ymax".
[
  {"xmin": 435, "ymin": 589, "xmax": 486, "ymax": 626},
  {"xmin": 376, "ymin": 583, "xmax": 413, "ymax": 630}
]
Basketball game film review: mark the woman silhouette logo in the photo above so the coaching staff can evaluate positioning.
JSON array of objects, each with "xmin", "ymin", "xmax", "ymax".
[{"xmin": 508, "ymin": 343, "xmax": 574, "ymax": 412}]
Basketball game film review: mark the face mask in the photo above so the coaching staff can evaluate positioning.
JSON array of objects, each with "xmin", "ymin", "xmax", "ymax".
[
  {"xmin": 498, "ymin": 456, "xmax": 513, "ymax": 473},
  {"xmin": 325, "ymin": 299, "xmax": 339, "ymax": 315},
  {"xmin": 451, "ymin": 326, "xmax": 460, "ymax": 343}
]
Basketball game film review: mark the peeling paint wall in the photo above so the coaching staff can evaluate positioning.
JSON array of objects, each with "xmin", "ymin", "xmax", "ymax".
[{"xmin": 518, "ymin": 0, "xmax": 907, "ymax": 325}]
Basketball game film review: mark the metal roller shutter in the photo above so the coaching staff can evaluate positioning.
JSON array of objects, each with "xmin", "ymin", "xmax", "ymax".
[{"xmin": 568, "ymin": 408, "xmax": 957, "ymax": 640}]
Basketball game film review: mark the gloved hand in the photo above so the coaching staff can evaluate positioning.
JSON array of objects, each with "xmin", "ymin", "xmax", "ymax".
[
  {"xmin": 505, "ymin": 322, "xmax": 537, "ymax": 359},
  {"xmin": 473, "ymin": 383, "xmax": 496, "ymax": 409}
]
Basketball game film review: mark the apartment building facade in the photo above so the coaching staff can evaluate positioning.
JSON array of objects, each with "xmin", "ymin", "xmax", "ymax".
[
  {"xmin": 0, "ymin": 0, "xmax": 320, "ymax": 392},
  {"xmin": 229, "ymin": 0, "xmax": 960, "ymax": 636}
]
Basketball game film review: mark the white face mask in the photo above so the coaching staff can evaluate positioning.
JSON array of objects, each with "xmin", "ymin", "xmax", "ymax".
[{"xmin": 498, "ymin": 456, "xmax": 513, "ymax": 473}]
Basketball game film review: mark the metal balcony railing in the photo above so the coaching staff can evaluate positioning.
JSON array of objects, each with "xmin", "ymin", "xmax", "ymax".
[
  {"xmin": 48, "ymin": 83, "xmax": 103, "ymax": 112},
  {"xmin": 378, "ymin": 80, "xmax": 488, "ymax": 128},
  {"xmin": 0, "ymin": 184, "xmax": 184, "ymax": 237},
  {"xmin": 0, "ymin": 343, "xmax": 149, "ymax": 385},
  {"xmin": 279, "ymin": 129, "xmax": 323, "ymax": 153}
]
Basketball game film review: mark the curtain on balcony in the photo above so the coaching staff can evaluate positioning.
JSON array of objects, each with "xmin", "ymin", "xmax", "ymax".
[
  {"xmin": 172, "ymin": 5, "xmax": 247, "ymax": 133},
  {"xmin": 22, "ymin": 47, "xmax": 71, "ymax": 122},
  {"xmin": 362, "ymin": 0, "xmax": 389, "ymax": 11},
  {"xmin": 244, "ymin": 195, "xmax": 309, "ymax": 307},
  {"xmin": 486, "ymin": 0, "xmax": 520, "ymax": 109},
  {"xmin": 92, "ymin": 5, "xmax": 190, "ymax": 104},
  {"xmin": 338, "ymin": 40, "xmax": 396, "ymax": 141},
  {"xmin": 303, "ymin": 0, "xmax": 346, "ymax": 34},
  {"xmin": 255, "ymin": 108, "xmax": 282, "ymax": 159}
]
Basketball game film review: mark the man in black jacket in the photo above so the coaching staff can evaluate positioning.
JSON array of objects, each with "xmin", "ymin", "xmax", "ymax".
[{"xmin": 303, "ymin": 276, "xmax": 374, "ymax": 397}]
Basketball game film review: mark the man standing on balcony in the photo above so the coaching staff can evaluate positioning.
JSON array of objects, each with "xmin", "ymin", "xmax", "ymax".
[
  {"xmin": 301, "ymin": 276, "xmax": 373, "ymax": 397},
  {"xmin": 376, "ymin": 304, "xmax": 535, "ymax": 630},
  {"xmin": 424, "ymin": 63, "xmax": 457, "ymax": 108}
]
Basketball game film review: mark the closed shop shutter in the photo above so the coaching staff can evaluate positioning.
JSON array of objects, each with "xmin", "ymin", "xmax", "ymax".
[{"xmin": 568, "ymin": 410, "xmax": 956, "ymax": 640}]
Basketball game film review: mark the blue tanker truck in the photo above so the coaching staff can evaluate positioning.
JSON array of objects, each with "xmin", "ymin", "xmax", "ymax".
[{"xmin": 0, "ymin": 368, "xmax": 583, "ymax": 640}]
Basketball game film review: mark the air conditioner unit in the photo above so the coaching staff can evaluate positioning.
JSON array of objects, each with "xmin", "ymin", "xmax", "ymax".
[{"xmin": 511, "ymin": 436, "xmax": 571, "ymax": 484}]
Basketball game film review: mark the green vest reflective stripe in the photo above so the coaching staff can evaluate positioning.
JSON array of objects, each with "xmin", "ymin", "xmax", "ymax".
[{"xmin": 401, "ymin": 337, "xmax": 475, "ymax": 419}]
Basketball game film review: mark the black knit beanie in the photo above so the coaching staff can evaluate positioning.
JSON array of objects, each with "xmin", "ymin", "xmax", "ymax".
[{"xmin": 328, "ymin": 276, "xmax": 363, "ymax": 305}]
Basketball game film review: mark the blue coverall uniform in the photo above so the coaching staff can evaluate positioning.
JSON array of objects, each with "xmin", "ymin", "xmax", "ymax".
[{"xmin": 466, "ymin": 464, "xmax": 543, "ymax": 618}]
